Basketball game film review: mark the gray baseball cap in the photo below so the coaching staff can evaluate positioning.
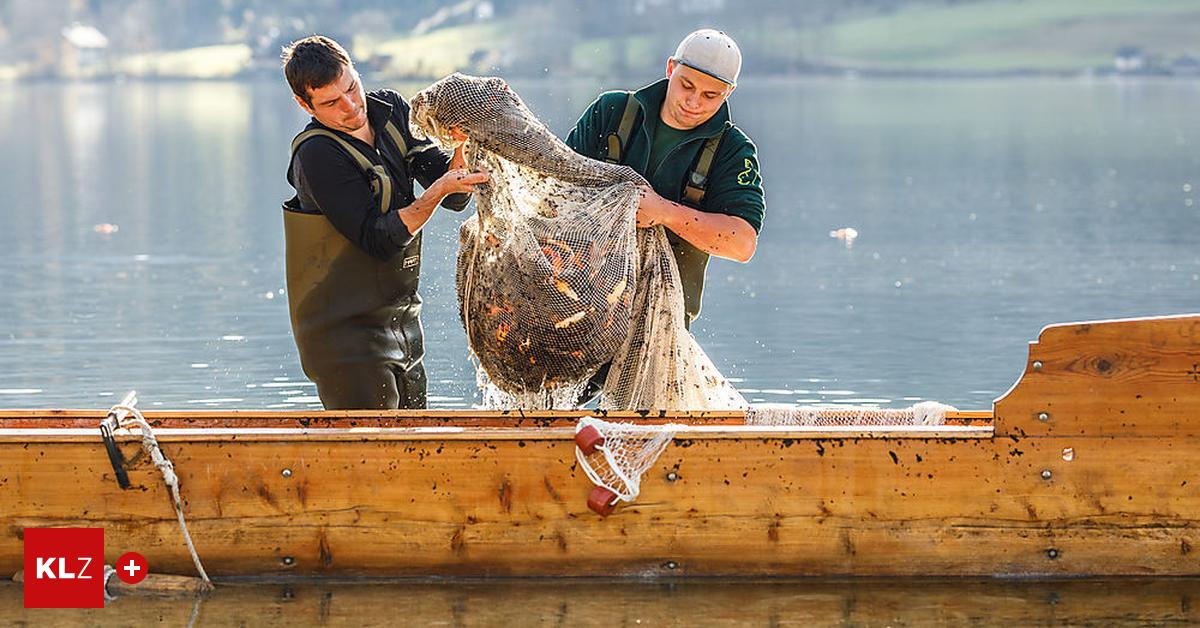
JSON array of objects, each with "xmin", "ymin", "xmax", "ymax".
[{"xmin": 672, "ymin": 29, "xmax": 741, "ymax": 86}]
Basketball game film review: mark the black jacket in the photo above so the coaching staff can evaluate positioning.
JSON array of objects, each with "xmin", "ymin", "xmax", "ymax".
[{"xmin": 286, "ymin": 89, "xmax": 468, "ymax": 261}]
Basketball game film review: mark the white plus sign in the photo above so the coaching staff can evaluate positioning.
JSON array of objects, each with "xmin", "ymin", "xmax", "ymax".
[{"xmin": 123, "ymin": 560, "xmax": 142, "ymax": 578}]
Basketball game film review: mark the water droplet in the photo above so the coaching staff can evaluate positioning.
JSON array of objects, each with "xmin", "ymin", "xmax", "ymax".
[{"xmin": 1185, "ymin": 183, "xmax": 1193, "ymax": 193}]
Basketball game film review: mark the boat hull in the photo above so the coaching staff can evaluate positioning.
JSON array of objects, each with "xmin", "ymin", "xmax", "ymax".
[{"xmin": 1, "ymin": 313, "xmax": 1198, "ymax": 578}]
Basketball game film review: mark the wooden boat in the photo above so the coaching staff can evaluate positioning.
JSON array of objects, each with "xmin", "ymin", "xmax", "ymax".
[{"xmin": 2, "ymin": 313, "xmax": 1198, "ymax": 578}]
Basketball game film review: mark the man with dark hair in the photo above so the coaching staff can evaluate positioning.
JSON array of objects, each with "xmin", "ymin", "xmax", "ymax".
[{"xmin": 281, "ymin": 35, "xmax": 488, "ymax": 409}]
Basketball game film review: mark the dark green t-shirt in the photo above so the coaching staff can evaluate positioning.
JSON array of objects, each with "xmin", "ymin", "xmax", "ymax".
[{"xmin": 647, "ymin": 119, "xmax": 691, "ymax": 178}]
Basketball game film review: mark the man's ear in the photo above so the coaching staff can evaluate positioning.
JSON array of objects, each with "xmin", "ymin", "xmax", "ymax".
[
  {"xmin": 665, "ymin": 58, "xmax": 677, "ymax": 79},
  {"xmin": 294, "ymin": 93, "xmax": 314, "ymax": 116}
]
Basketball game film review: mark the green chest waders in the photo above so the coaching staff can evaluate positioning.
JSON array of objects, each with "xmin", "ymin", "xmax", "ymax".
[
  {"xmin": 579, "ymin": 97, "xmax": 726, "ymax": 406},
  {"xmin": 283, "ymin": 121, "xmax": 428, "ymax": 409},
  {"xmin": 606, "ymin": 94, "xmax": 725, "ymax": 327}
]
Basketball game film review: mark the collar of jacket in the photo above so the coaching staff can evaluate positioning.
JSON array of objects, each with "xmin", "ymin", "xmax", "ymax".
[{"xmin": 632, "ymin": 78, "xmax": 732, "ymax": 139}]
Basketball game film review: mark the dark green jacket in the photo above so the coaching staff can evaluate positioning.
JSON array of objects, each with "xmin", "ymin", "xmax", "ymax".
[{"xmin": 566, "ymin": 78, "xmax": 764, "ymax": 322}]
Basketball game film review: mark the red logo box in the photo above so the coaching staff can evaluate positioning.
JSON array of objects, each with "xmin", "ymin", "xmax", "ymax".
[{"xmin": 23, "ymin": 528, "xmax": 104, "ymax": 609}]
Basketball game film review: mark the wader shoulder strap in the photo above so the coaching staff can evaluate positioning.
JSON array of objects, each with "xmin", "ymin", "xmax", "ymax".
[
  {"xmin": 381, "ymin": 120, "xmax": 409, "ymax": 160},
  {"xmin": 384, "ymin": 118, "xmax": 446, "ymax": 163},
  {"xmin": 604, "ymin": 94, "xmax": 640, "ymax": 164},
  {"xmin": 290, "ymin": 129, "xmax": 393, "ymax": 215},
  {"xmin": 682, "ymin": 131, "xmax": 725, "ymax": 207}
]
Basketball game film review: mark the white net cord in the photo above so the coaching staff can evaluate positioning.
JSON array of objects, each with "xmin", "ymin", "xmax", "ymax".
[
  {"xmin": 745, "ymin": 401, "xmax": 956, "ymax": 426},
  {"xmin": 574, "ymin": 416, "xmax": 685, "ymax": 516}
]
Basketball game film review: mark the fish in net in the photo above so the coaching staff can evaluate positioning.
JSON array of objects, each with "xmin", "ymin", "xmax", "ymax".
[{"xmin": 410, "ymin": 73, "xmax": 743, "ymax": 411}]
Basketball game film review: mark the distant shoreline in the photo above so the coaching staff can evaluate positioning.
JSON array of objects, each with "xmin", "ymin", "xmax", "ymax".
[{"xmin": 6, "ymin": 65, "xmax": 1199, "ymax": 86}]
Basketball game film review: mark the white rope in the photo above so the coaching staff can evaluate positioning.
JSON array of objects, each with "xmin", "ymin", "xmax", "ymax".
[
  {"xmin": 107, "ymin": 400, "xmax": 212, "ymax": 586},
  {"xmin": 102, "ymin": 564, "xmax": 117, "ymax": 602}
]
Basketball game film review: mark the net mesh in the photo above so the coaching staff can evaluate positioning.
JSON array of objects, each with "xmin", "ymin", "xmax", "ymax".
[
  {"xmin": 411, "ymin": 73, "xmax": 742, "ymax": 411},
  {"xmin": 575, "ymin": 416, "xmax": 685, "ymax": 504},
  {"xmin": 745, "ymin": 401, "xmax": 956, "ymax": 426}
]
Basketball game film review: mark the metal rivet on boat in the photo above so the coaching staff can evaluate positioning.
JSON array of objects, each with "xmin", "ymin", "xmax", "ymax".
[
  {"xmin": 1032, "ymin": 360, "xmax": 1043, "ymax": 371},
  {"xmin": 664, "ymin": 561, "xmax": 678, "ymax": 570},
  {"xmin": 281, "ymin": 556, "xmax": 295, "ymax": 566},
  {"xmin": 281, "ymin": 468, "xmax": 293, "ymax": 478},
  {"xmin": 1041, "ymin": 469, "xmax": 1052, "ymax": 480},
  {"xmin": 1046, "ymin": 548, "xmax": 1060, "ymax": 560},
  {"xmin": 666, "ymin": 472, "xmax": 678, "ymax": 482},
  {"xmin": 1038, "ymin": 412, "xmax": 1050, "ymax": 422}
]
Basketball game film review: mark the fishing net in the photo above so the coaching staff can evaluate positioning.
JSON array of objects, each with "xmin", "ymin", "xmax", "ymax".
[
  {"xmin": 572, "ymin": 401, "xmax": 954, "ymax": 516},
  {"xmin": 410, "ymin": 73, "xmax": 958, "ymax": 513},
  {"xmin": 744, "ymin": 401, "xmax": 955, "ymax": 426},
  {"xmin": 574, "ymin": 416, "xmax": 685, "ymax": 510},
  {"xmin": 410, "ymin": 73, "xmax": 742, "ymax": 411}
]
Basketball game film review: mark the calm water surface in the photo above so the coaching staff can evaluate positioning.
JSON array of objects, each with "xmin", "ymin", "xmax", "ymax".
[
  {"xmin": 0, "ymin": 77, "xmax": 1197, "ymax": 410},
  {"xmin": 3, "ymin": 578, "xmax": 1200, "ymax": 626}
]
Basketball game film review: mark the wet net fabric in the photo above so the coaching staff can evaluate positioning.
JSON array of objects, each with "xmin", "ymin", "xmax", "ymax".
[
  {"xmin": 744, "ymin": 401, "xmax": 956, "ymax": 426},
  {"xmin": 575, "ymin": 416, "xmax": 685, "ymax": 504},
  {"xmin": 411, "ymin": 73, "xmax": 743, "ymax": 411}
]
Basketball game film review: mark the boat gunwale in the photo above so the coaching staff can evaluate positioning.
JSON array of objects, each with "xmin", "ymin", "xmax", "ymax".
[
  {"xmin": 0, "ymin": 409, "xmax": 993, "ymax": 433},
  {"xmin": 0, "ymin": 424, "xmax": 994, "ymax": 442},
  {"xmin": 0, "ymin": 409, "xmax": 993, "ymax": 419}
]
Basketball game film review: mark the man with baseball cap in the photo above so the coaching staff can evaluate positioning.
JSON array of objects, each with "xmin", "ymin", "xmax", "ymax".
[{"xmin": 566, "ymin": 28, "xmax": 765, "ymax": 403}]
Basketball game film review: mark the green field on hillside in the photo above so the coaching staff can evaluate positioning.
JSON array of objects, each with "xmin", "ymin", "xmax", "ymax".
[{"xmin": 821, "ymin": 0, "xmax": 1200, "ymax": 71}]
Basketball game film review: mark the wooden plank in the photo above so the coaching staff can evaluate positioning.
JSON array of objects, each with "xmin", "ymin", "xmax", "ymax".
[
  {"xmin": 995, "ymin": 313, "xmax": 1200, "ymax": 437},
  {"xmin": 0, "ymin": 428, "xmax": 1194, "ymax": 577}
]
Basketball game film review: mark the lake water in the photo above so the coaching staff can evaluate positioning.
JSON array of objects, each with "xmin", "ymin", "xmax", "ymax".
[
  {"xmin": 3, "ymin": 577, "xmax": 1200, "ymax": 625},
  {"xmin": 0, "ymin": 77, "xmax": 1197, "ymax": 410},
  {"xmin": 0, "ymin": 578, "xmax": 1195, "ymax": 624}
]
